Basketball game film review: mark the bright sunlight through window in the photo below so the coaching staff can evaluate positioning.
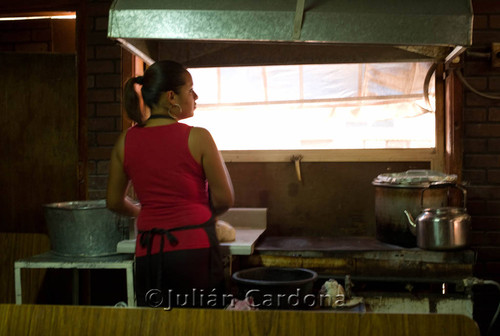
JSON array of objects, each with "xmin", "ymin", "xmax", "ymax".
[{"xmin": 185, "ymin": 63, "xmax": 435, "ymax": 151}]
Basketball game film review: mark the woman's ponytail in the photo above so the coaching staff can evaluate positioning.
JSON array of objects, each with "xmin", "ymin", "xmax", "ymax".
[
  {"xmin": 123, "ymin": 77, "xmax": 144, "ymax": 125},
  {"xmin": 123, "ymin": 61, "xmax": 187, "ymax": 125}
]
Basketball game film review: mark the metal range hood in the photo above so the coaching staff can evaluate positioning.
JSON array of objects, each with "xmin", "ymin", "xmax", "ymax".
[{"xmin": 107, "ymin": 0, "xmax": 473, "ymax": 67}]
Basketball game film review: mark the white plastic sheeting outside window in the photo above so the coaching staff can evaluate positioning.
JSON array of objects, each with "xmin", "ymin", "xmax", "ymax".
[{"xmin": 186, "ymin": 62, "xmax": 435, "ymax": 150}]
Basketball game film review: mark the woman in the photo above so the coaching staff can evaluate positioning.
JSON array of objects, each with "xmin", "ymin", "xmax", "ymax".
[{"xmin": 106, "ymin": 60, "xmax": 234, "ymax": 308}]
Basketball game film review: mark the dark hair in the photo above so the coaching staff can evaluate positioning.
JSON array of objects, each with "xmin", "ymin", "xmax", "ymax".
[{"xmin": 123, "ymin": 60, "xmax": 187, "ymax": 124}]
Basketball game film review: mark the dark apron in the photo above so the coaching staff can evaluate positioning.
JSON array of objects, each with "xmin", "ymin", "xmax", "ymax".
[{"xmin": 138, "ymin": 215, "xmax": 225, "ymax": 297}]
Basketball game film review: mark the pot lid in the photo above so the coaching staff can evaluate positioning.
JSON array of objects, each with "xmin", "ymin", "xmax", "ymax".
[{"xmin": 372, "ymin": 169, "xmax": 457, "ymax": 186}]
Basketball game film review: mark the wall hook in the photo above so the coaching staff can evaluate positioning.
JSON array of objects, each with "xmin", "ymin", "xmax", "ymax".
[{"xmin": 291, "ymin": 155, "xmax": 303, "ymax": 182}]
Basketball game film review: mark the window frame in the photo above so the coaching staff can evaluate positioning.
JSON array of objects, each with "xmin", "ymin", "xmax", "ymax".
[
  {"xmin": 219, "ymin": 64, "xmax": 445, "ymax": 171},
  {"xmin": 128, "ymin": 57, "xmax": 445, "ymax": 171}
]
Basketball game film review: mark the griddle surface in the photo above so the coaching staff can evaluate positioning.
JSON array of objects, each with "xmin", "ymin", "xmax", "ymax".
[{"xmin": 256, "ymin": 236, "xmax": 404, "ymax": 251}]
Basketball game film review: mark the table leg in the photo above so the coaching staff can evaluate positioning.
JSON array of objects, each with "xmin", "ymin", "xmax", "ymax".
[
  {"xmin": 72, "ymin": 269, "xmax": 79, "ymax": 305},
  {"xmin": 126, "ymin": 264, "xmax": 135, "ymax": 307},
  {"xmin": 14, "ymin": 263, "xmax": 22, "ymax": 304}
]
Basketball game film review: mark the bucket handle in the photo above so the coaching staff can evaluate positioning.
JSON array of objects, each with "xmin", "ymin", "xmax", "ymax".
[{"xmin": 420, "ymin": 182, "xmax": 467, "ymax": 209}]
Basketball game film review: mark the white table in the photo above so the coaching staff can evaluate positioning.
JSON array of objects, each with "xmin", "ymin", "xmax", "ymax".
[
  {"xmin": 14, "ymin": 252, "xmax": 135, "ymax": 307},
  {"xmin": 16, "ymin": 208, "xmax": 267, "ymax": 308}
]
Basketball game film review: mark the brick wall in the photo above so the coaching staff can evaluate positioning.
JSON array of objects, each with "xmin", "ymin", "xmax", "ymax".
[
  {"xmin": 0, "ymin": 1, "xmax": 123, "ymax": 200},
  {"xmin": 0, "ymin": 19, "xmax": 52, "ymax": 52},
  {"xmin": 464, "ymin": 0, "xmax": 500, "ymax": 283},
  {"xmin": 86, "ymin": 0, "xmax": 124, "ymax": 199}
]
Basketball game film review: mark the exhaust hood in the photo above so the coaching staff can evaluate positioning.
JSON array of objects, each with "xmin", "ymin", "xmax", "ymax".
[{"xmin": 107, "ymin": 0, "xmax": 473, "ymax": 67}]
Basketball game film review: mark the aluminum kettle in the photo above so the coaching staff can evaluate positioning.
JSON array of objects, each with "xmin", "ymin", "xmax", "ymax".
[{"xmin": 404, "ymin": 184, "xmax": 471, "ymax": 250}]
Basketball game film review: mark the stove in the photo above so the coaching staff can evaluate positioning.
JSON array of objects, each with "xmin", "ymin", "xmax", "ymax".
[
  {"xmin": 246, "ymin": 235, "xmax": 475, "ymax": 281},
  {"xmin": 235, "ymin": 235, "xmax": 476, "ymax": 316}
]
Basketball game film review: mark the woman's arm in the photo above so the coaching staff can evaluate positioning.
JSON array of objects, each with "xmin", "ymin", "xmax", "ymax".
[
  {"xmin": 106, "ymin": 131, "xmax": 141, "ymax": 218},
  {"xmin": 189, "ymin": 127, "xmax": 234, "ymax": 216}
]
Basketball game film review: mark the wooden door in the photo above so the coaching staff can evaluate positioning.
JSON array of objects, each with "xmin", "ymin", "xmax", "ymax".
[{"xmin": 0, "ymin": 53, "xmax": 79, "ymax": 233}]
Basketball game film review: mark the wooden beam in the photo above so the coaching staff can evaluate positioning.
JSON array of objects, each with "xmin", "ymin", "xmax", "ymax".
[{"xmin": 445, "ymin": 64, "xmax": 464, "ymax": 182}]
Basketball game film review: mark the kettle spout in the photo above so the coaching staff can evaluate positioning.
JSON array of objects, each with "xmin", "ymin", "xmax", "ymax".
[{"xmin": 404, "ymin": 210, "xmax": 417, "ymax": 236}]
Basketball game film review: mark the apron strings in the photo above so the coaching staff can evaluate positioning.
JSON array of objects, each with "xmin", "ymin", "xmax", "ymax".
[{"xmin": 138, "ymin": 217, "xmax": 216, "ymax": 295}]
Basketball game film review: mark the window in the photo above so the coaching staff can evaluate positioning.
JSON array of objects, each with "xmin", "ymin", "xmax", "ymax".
[{"xmin": 185, "ymin": 62, "xmax": 442, "ymax": 166}]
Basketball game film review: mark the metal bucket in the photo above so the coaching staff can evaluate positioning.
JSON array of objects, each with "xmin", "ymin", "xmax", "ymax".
[{"xmin": 43, "ymin": 200, "xmax": 134, "ymax": 257}]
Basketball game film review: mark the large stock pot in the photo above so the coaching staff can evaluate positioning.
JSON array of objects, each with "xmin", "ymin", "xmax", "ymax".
[{"xmin": 372, "ymin": 170, "xmax": 457, "ymax": 247}]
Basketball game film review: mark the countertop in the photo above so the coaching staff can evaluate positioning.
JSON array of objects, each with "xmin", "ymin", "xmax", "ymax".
[
  {"xmin": 116, "ymin": 227, "xmax": 266, "ymax": 255},
  {"xmin": 117, "ymin": 208, "xmax": 267, "ymax": 256}
]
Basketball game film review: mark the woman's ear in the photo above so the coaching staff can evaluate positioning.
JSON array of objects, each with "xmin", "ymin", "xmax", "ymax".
[{"xmin": 166, "ymin": 90, "xmax": 176, "ymax": 104}]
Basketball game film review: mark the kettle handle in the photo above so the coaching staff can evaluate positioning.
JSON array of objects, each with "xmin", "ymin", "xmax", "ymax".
[{"xmin": 420, "ymin": 182, "xmax": 467, "ymax": 209}]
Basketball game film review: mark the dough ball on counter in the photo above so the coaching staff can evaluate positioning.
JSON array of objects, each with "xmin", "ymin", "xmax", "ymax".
[{"xmin": 216, "ymin": 220, "xmax": 236, "ymax": 242}]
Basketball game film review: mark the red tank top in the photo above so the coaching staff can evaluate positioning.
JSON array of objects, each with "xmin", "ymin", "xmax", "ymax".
[{"xmin": 124, "ymin": 123, "xmax": 211, "ymax": 256}]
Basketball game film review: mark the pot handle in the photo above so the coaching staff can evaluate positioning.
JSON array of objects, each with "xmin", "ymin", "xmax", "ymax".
[{"xmin": 420, "ymin": 183, "xmax": 467, "ymax": 209}]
